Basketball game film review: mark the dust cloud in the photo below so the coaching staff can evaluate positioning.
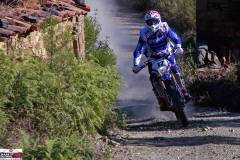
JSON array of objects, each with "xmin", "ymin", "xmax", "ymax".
[{"xmin": 86, "ymin": 0, "xmax": 175, "ymax": 121}]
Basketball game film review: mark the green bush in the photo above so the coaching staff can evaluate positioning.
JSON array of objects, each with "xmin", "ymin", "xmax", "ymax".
[
  {"xmin": 0, "ymin": 53, "xmax": 119, "ymax": 138},
  {"xmin": 0, "ymin": 51, "xmax": 119, "ymax": 157},
  {"xmin": 85, "ymin": 16, "xmax": 117, "ymax": 68},
  {"xmin": 17, "ymin": 131, "xmax": 94, "ymax": 160},
  {"xmin": 87, "ymin": 40, "xmax": 116, "ymax": 67},
  {"xmin": 0, "ymin": 109, "xmax": 9, "ymax": 142},
  {"xmin": 120, "ymin": 0, "xmax": 196, "ymax": 34},
  {"xmin": 0, "ymin": 54, "xmax": 13, "ymax": 143},
  {"xmin": 85, "ymin": 16, "xmax": 101, "ymax": 55},
  {"xmin": 177, "ymin": 53, "xmax": 197, "ymax": 84},
  {"xmin": 0, "ymin": 54, "xmax": 16, "ymax": 106},
  {"xmin": 0, "ymin": 13, "xmax": 120, "ymax": 159}
]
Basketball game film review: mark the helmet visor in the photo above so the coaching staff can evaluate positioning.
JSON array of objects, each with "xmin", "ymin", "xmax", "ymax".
[{"xmin": 146, "ymin": 18, "xmax": 160, "ymax": 26}]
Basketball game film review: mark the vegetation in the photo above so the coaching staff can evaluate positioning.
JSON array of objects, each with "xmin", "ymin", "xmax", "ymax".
[
  {"xmin": 85, "ymin": 16, "xmax": 100, "ymax": 55},
  {"xmin": 188, "ymin": 65, "xmax": 240, "ymax": 112},
  {"xmin": 17, "ymin": 131, "xmax": 94, "ymax": 160},
  {"xmin": 0, "ymin": 16, "xmax": 120, "ymax": 159},
  {"xmin": 119, "ymin": 0, "xmax": 196, "ymax": 35}
]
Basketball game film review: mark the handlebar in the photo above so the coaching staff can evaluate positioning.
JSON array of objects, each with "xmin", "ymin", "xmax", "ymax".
[{"xmin": 134, "ymin": 48, "xmax": 182, "ymax": 73}]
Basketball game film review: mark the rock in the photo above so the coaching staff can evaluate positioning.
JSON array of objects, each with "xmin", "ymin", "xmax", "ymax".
[
  {"xmin": 109, "ymin": 140, "xmax": 120, "ymax": 147},
  {"xmin": 202, "ymin": 126, "xmax": 211, "ymax": 131}
]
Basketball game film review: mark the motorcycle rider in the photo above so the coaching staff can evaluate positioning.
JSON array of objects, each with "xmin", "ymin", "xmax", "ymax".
[{"xmin": 132, "ymin": 10, "xmax": 191, "ymax": 108}]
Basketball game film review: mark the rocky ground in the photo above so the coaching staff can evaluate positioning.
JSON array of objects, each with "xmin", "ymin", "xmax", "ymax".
[{"xmin": 111, "ymin": 108, "xmax": 240, "ymax": 160}]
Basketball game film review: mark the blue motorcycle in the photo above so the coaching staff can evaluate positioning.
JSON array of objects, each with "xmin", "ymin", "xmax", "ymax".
[{"xmin": 135, "ymin": 52, "xmax": 189, "ymax": 127}]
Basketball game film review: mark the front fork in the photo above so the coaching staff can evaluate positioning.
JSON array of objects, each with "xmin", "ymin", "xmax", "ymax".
[
  {"xmin": 172, "ymin": 73, "xmax": 187, "ymax": 98},
  {"xmin": 151, "ymin": 73, "xmax": 185, "ymax": 110},
  {"xmin": 173, "ymin": 72, "xmax": 187, "ymax": 88}
]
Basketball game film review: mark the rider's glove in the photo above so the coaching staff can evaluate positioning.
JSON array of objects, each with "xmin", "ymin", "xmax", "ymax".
[
  {"xmin": 132, "ymin": 65, "xmax": 141, "ymax": 74},
  {"xmin": 175, "ymin": 47, "xmax": 184, "ymax": 55}
]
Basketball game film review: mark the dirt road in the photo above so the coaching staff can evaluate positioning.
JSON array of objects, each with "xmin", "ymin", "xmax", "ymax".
[
  {"xmin": 111, "ymin": 110, "xmax": 240, "ymax": 160},
  {"xmin": 86, "ymin": 0, "xmax": 240, "ymax": 159}
]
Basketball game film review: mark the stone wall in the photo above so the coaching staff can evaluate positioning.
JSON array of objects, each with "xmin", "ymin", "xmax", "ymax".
[{"xmin": 0, "ymin": 15, "xmax": 85, "ymax": 60}]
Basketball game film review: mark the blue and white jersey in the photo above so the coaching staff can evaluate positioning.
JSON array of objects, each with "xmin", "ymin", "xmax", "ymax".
[{"xmin": 133, "ymin": 22, "xmax": 182, "ymax": 65}]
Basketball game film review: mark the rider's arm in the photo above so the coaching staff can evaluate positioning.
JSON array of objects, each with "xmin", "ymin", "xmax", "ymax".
[
  {"xmin": 167, "ymin": 28, "xmax": 182, "ymax": 48},
  {"xmin": 133, "ymin": 36, "xmax": 145, "ymax": 66}
]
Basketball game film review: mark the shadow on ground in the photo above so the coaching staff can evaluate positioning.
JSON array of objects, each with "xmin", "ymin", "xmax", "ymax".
[
  {"xmin": 194, "ymin": 112, "xmax": 240, "ymax": 118},
  {"xmin": 124, "ymin": 135, "xmax": 240, "ymax": 147},
  {"xmin": 126, "ymin": 116, "xmax": 240, "ymax": 131}
]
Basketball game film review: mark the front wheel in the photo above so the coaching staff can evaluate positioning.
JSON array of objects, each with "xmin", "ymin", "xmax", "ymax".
[
  {"xmin": 166, "ymin": 84, "xmax": 189, "ymax": 127},
  {"xmin": 174, "ymin": 107, "xmax": 188, "ymax": 127}
]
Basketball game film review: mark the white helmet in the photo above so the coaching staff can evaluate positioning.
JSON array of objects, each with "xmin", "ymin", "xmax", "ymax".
[{"xmin": 144, "ymin": 10, "xmax": 162, "ymax": 33}]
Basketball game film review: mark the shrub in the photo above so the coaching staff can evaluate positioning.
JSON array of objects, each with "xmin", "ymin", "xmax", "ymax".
[
  {"xmin": 87, "ymin": 40, "xmax": 116, "ymax": 67},
  {"xmin": 0, "ymin": 13, "xmax": 120, "ymax": 159},
  {"xmin": 17, "ymin": 131, "xmax": 94, "ymax": 160},
  {"xmin": 120, "ymin": 0, "xmax": 196, "ymax": 34},
  {"xmin": 0, "ymin": 109, "xmax": 9, "ymax": 143},
  {"xmin": 189, "ymin": 66, "xmax": 240, "ymax": 112},
  {"xmin": 0, "ymin": 53, "xmax": 119, "ymax": 137},
  {"xmin": 85, "ymin": 16, "xmax": 117, "ymax": 67},
  {"xmin": 85, "ymin": 16, "xmax": 101, "ymax": 55},
  {"xmin": 0, "ymin": 54, "xmax": 14, "ymax": 143}
]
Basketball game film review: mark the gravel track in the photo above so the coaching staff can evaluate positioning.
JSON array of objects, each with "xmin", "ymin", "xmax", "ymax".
[{"xmin": 86, "ymin": 0, "xmax": 240, "ymax": 159}]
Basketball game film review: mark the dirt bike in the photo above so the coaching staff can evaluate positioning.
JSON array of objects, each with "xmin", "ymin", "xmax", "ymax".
[{"xmin": 134, "ymin": 51, "xmax": 189, "ymax": 127}]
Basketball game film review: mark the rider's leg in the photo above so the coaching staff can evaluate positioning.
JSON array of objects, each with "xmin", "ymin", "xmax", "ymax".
[{"xmin": 168, "ymin": 54, "xmax": 192, "ymax": 102}]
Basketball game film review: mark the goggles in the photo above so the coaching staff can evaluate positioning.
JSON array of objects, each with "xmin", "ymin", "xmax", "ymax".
[{"xmin": 146, "ymin": 18, "xmax": 160, "ymax": 26}]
